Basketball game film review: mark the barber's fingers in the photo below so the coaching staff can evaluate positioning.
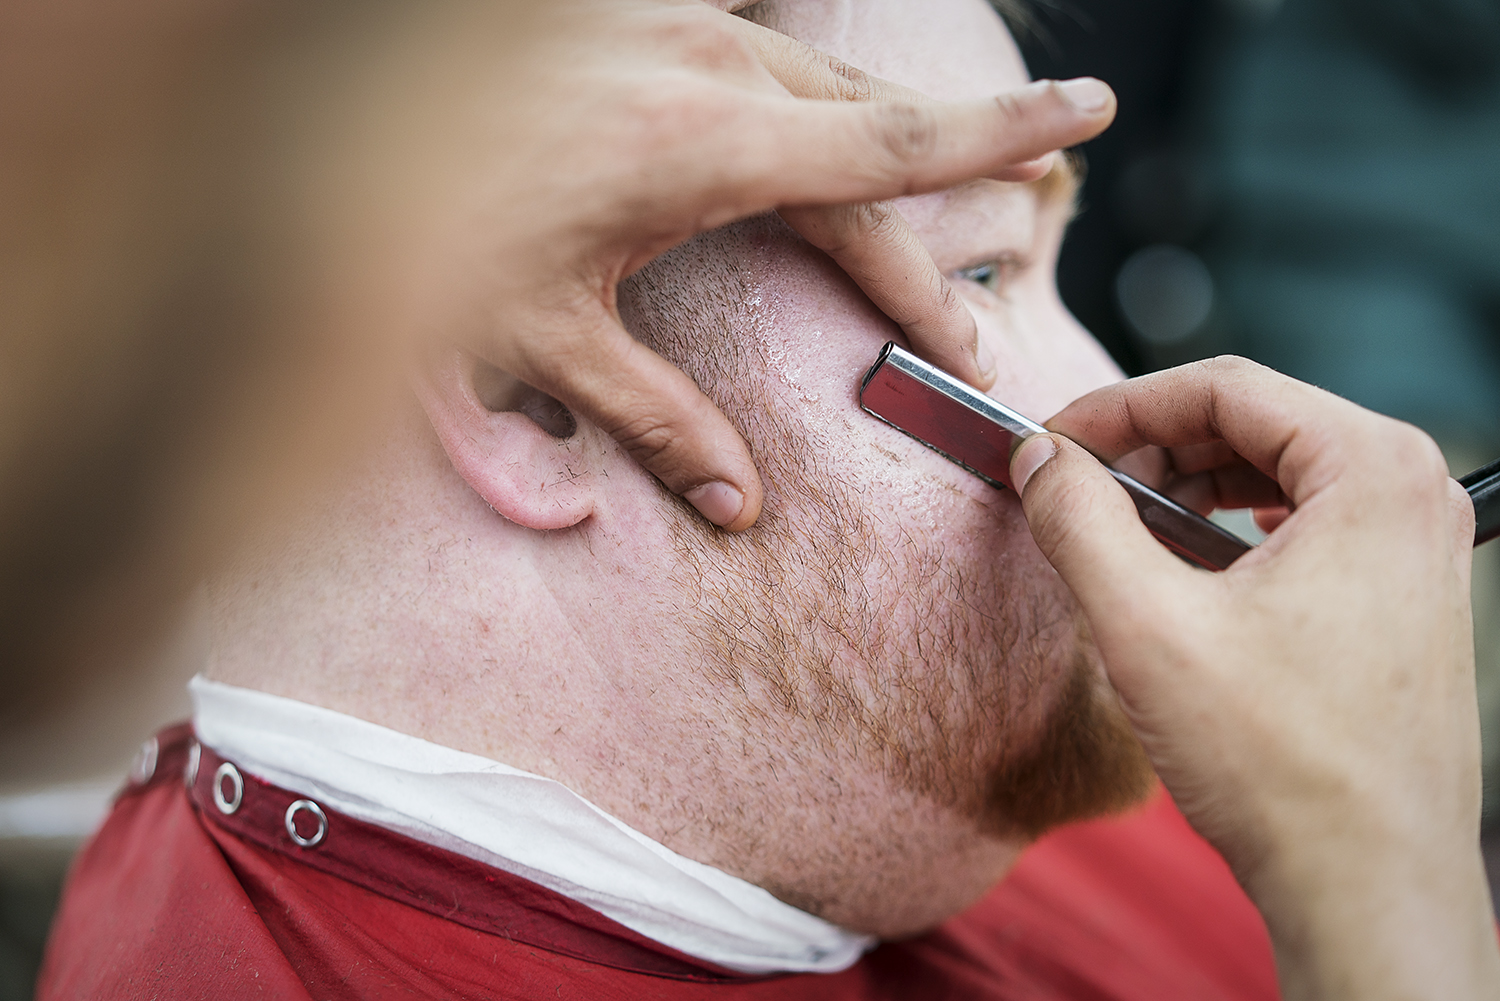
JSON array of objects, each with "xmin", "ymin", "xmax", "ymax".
[
  {"xmin": 725, "ymin": 15, "xmax": 1064, "ymax": 184},
  {"xmin": 779, "ymin": 200, "xmax": 992, "ymax": 389},
  {"xmin": 1253, "ymin": 506, "xmax": 1291, "ymax": 534},
  {"xmin": 1163, "ymin": 439, "xmax": 1240, "ymax": 476},
  {"xmin": 1114, "ymin": 439, "xmax": 1284, "ymax": 514},
  {"xmin": 742, "ymin": 19, "xmax": 1080, "ymax": 389},
  {"xmin": 1154, "ymin": 444, "xmax": 1287, "ymax": 514},
  {"xmin": 722, "ymin": 75, "xmax": 1110, "ymax": 393},
  {"xmin": 1045, "ymin": 356, "xmax": 1427, "ymax": 511},
  {"xmin": 719, "ymin": 77, "xmax": 1114, "ymax": 213},
  {"xmin": 1046, "ymin": 357, "xmax": 1295, "ymax": 462},
  {"xmin": 494, "ymin": 308, "xmax": 763, "ymax": 532},
  {"xmin": 1161, "ymin": 462, "xmax": 1289, "ymax": 515},
  {"xmin": 1011, "ymin": 434, "xmax": 1197, "ymax": 630}
]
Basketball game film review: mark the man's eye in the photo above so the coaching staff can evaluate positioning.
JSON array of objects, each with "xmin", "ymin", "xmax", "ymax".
[
  {"xmin": 955, "ymin": 255, "xmax": 1027, "ymax": 297},
  {"xmin": 956, "ymin": 262, "xmax": 998, "ymax": 288}
]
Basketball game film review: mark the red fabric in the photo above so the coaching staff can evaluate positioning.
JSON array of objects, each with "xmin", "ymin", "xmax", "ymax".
[
  {"xmin": 185, "ymin": 743, "xmax": 738, "ymax": 981},
  {"xmin": 39, "ymin": 729, "xmax": 1281, "ymax": 1001}
]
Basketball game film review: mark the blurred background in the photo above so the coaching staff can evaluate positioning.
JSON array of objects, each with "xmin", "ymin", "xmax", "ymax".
[{"xmin": 3, "ymin": 0, "xmax": 1499, "ymax": 996}]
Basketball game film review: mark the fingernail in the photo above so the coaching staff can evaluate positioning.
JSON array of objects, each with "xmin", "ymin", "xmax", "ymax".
[
  {"xmin": 1012, "ymin": 436, "xmax": 1058, "ymax": 493},
  {"xmin": 685, "ymin": 481, "xmax": 744, "ymax": 528},
  {"xmin": 975, "ymin": 338, "xmax": 997, "ymax": 385},
  {"xmin": 1057, "ymin": 77, "xmax": 1111, "ymax": 113}
]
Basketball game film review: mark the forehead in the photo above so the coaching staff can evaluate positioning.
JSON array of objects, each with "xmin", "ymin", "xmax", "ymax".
[{"xmin": 747, "ymin": 0, "xmax": 1029, "ymax": 98}]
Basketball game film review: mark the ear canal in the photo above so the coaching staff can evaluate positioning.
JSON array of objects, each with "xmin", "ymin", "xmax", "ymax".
[
  {"xmin": 518, "ymin": 396, "xmax": 578, "ymax": 440},
  {"xmin": 473, "ymin": 362, "xmax": 578, "ymax": 439},
  {"xmin": 417, "ymin": 351, "xmax": 595, "ymax": 531}
]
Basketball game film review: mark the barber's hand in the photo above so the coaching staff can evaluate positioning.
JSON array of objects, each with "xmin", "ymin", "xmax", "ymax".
[
  {"xmin": 455, "ymin": 0, "xmax": 1114, "ymax": 531},
  {"xmin": 1008, "ymin": 358, "xmax": 1500, "ymax": 1001}
]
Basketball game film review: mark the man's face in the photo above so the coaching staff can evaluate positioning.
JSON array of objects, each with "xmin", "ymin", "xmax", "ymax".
[{"xmin": 615, "ymin": 0, "xmax": 1152, "ymax": 843}]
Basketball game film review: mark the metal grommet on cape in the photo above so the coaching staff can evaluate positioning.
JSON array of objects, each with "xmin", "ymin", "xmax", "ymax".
[
  {"xmin": 129, "ymin": 737, "xmax": 158, "ymax": 785},
  {"xmin": 285, "ymin": 799, "xmax": 327, "ymax": 848},
  {"xmin": 185, "ymin": 741, "xmax": 201, "ymax": 787},
  {"xmin": 212, "ymin": 761, "xmax": 243, "ymax": 815}
]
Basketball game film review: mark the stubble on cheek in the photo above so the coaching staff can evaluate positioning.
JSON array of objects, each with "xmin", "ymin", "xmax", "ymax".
[
  {"xmin": 664, "ymin": 391, "xmax": 1152, "ymax": 839},
  {"xmin": 624, "ymin": 225, "xmax": 1152, "ymax": 842}
]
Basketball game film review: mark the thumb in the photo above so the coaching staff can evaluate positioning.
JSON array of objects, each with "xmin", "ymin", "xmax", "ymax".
[
  {"xmin": 493, "ymin": 309, "xmax": 765, "ymax": 531},
  {"xmin": 1011, "ymin": 434, "xmax": 1189, "ymax": 621}
]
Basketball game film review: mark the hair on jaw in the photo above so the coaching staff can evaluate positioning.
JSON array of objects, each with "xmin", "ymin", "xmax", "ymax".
[{"xmin": 617, "ymin": 215, "xmax": 1152, "ymax": 840}]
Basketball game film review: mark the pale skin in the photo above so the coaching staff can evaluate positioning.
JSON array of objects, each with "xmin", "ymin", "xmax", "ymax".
[
  {"xmin": 210, "ymin": 0, "xmax": 1122, "ymax": 937},
  {"xmin": 0, "ymin": 0, "xmax": 1115, "ymax": 703},
  {"xmin": 212, "ymin": 0, "xmax": 1500, "ymax": 996},
  {"xmin": 207, "ymin": 165, "xmax": 1103, "ymax": 937},
  {"xmin": 425, "ymin": 0, "xmax": 1119, "ymax": 530},
  {"xmin": 11, "ymin": 0, "xmax": 1486, "ymax": 989}
]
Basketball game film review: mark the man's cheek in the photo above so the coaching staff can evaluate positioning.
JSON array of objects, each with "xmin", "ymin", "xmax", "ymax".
[
  {"xmin": 971, "ymin": 285, "xmax": 1122, "ymax": 421},
  {"xmin": 964, "ymin": 296, "xmax": 1055, "ymax": 424}
]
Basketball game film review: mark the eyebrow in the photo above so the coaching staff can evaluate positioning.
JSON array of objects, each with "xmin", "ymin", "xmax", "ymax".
[{"xmin": 1030, "ymin": 153, "xmax": 1082, "ymax": 222}]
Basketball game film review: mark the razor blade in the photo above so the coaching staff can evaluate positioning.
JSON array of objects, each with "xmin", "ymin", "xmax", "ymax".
[{"xmin": 859, "ymin": 342, "xmax": 1254, "ymax": 571}]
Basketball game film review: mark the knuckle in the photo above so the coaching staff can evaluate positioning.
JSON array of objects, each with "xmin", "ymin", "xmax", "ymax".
[
  {"xmin": 933, "ymin": 275, "xmax": 965, "ymax": 322},
  {"xmin": 825, "ymin": 55, "xmax": 874, "ymax": 102},
  {"xmin": 603, "ymin": 408, "xmax": 685, "ymax": 471},
  {"xmin": 1361, "ymin": 421, "xmax": 1452, "ymax": 517},
  {"xmin": 849, "ymin": 199, "xmax": 901, "ymax": 240},
  {"xmin": 642, "ymin": 88, "xmax": 721, "ymax": 140},
  {"xmin": 869, "ymin": 103, "xmax": 939, "ymax": 164},
  {"xmin": 884, "ymin": 273, "xmax": 963, "ymax": 338},
  {"xmin": 804, "ymin": 200, "xmax": 900, "ymax": 256},
  {"xmin": 519, "ymin": 326, "xmax": 595, "ymax": 386},
  {"xmin": 700, "ymin": 30, "xmax": 760, "ymax": 75},
  {"xmin": 657, "ymin": 6, "xmax": 759, "ymax": 73},
  {"xmin": 1203, "ymin": 354, "xmax": 1263, "ymax": 381},
  {"xmin": 1205, "ymin": 353, "xmax": 1248, "ymax": 373},
  {"xmin": 1202, "ymin": 354, "xmax": 1278, "ymax": 405},
  {"xmin": 1028, "ymin": 469, "xmax": 1101, "ymax": 554},
  {"xmin": 1389, "ymin": 424, "xmax": 1449, "ymax": 484},
  {"xmin": 905, "ymin": 273, "xmax": 967, "ymax": 336},
  {"xmin": 990, "ymin": 91, "xmax": 1025, "ymax": 128}
]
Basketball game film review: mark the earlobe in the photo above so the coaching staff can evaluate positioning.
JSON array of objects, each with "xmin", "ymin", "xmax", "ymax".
[{"xmin": 417, "ymin": 350, "xmax": 595, "ymax": 531}]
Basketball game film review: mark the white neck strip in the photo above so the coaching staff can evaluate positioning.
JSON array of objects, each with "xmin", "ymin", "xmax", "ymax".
[{"xmin": 190, "ymin": 676, "xmax": 873, "ymax": 974}]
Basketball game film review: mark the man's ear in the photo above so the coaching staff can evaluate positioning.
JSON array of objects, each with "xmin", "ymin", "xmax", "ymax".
[{"xmin": 416, "ymin": 350, "xmax": 595, "ymax": 531}]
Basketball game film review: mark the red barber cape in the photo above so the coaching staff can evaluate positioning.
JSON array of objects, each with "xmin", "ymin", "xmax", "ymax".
[{"xmin": 39, "ymin": 726, "xmax": 1281, "ymax": 1000}]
